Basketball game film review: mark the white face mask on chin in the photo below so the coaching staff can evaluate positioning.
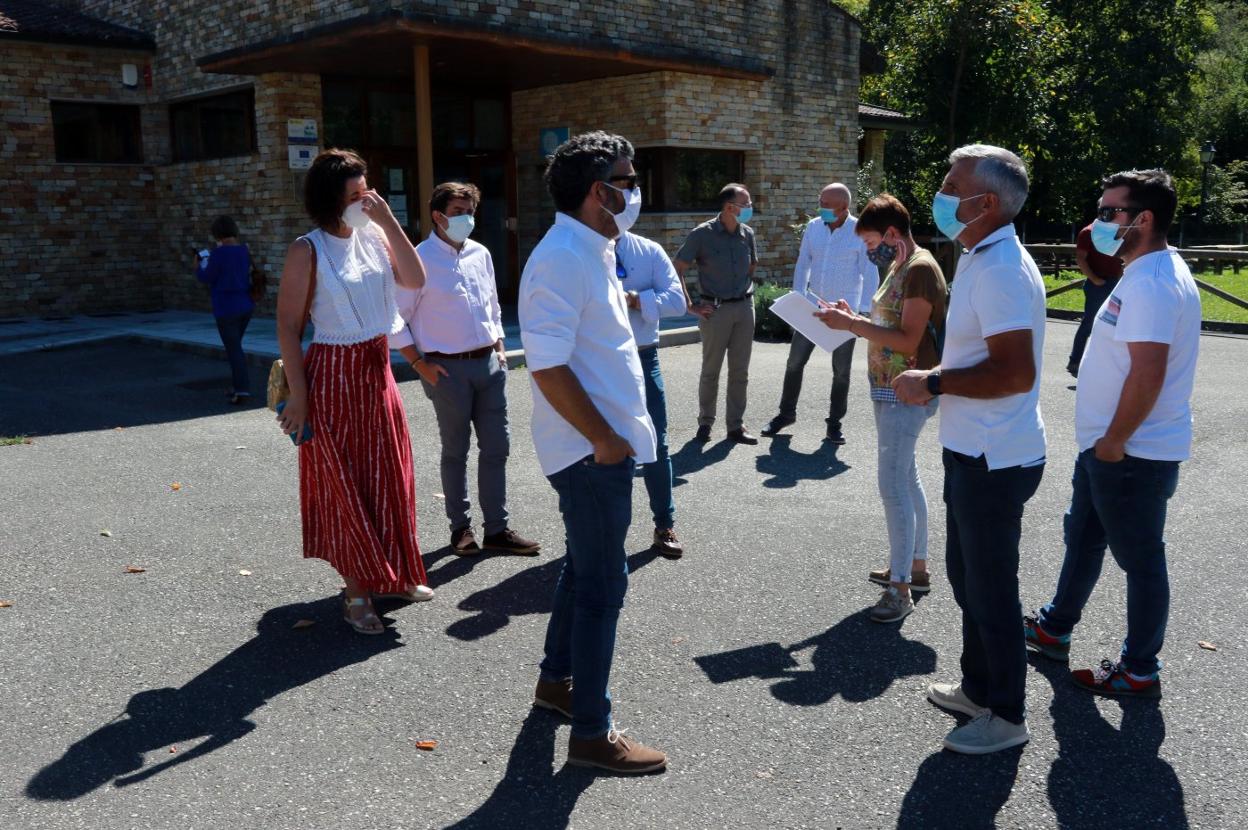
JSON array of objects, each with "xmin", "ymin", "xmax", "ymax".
[{"xmin": 342, "ymin": 200, "xmax": 371, "ymax": 230}]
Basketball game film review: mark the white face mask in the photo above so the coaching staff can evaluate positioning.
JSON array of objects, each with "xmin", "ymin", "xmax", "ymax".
[
  {"xmin": 342, "ymin": 200, "xmax": 371, "ymax": 230},
  {"xmin": 441, "ymin": 213, "xmax": 475, "ymax": 244},
  {"xmin": 601, "ymin": 183, "xmax": 642, "ymax": 237}
]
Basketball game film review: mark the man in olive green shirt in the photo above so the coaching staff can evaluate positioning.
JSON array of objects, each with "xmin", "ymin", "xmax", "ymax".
[{"xmin": 675, "ymin": 183, "xmax": 760, "ymax": 444}]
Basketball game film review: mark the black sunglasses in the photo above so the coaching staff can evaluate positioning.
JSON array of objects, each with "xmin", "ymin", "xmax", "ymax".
[
  {"xmin": 606, "ymin": 174, "xmax": 639, "ymax": 189},
  {"xmin": 1096, "ymin": 206, "xmax": 1140, "ymax": 222}
]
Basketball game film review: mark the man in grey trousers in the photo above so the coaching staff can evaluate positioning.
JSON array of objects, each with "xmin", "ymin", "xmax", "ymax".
[
  {"xmin": 391, "ymin": 180, "xmax": 540, "ymax": 557},
  {"xmin": 675, "ymin": 183, "xmax": 761, "ymax": 445}
]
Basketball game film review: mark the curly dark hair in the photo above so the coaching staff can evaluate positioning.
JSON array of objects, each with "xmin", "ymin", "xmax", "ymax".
[
  {"xmin": 304, "ymin": 148, "xmax": 367, "ymax": 229},
  {"xmin": 209, "ymin": 215, "xmax": 239, "ymax": 239},
  {"xmin": 1101, "ymin": 168, "xmax": 1177, "ymax": 234},
  {"xmin": 544, "ymin": 131, "xmax": 634, "ymax": 215}
]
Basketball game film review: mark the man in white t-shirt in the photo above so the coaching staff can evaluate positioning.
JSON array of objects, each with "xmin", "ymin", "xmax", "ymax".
[
  {"xmin": 894, "ymin": 144, "xmax": 1046, "ymax": 755},
  {"xmin": 1025, "ymin": 169, "xmax": 1200, "ymax": 700},
  {"xmin": 519, "ymin": 131, "xmax": 666, "ymax": 775}
]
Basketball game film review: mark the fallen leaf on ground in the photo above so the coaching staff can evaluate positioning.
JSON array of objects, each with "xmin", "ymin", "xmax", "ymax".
[
  {"xmin": 755, "ymin": 770, "xmax": 774, "ymax": 780},
  {"xmin": 292, "ymin": 619, "xmax": 315, "ymax": 629},
  {"xmin": 433, "ymin": 493, "xmax": 445, "ymax": 500},
  {"xmin": 170, "ymin": 482, "xmax": 182, "ymax": 491},
  {"xmin": 0, "ymin": 600, "xmax": 12, "ymax": 608},
  {"xmin": 235, "ymin": 446, "xmax": 246, "ymax": 450},
  {"xmin": 169, "ymin": 746, "xmax": 178, "ymax": 753},
  {"xmin": 1198, "ymin": 641, "xmax": 1218, "ymax": 651},
  {"xmin": 415, "ymin": 740, "xmax": 438, "ymax": 751},
  {"xmin": 672, "ymin": 637, "xmax": 685, "ymax": 645},
  {"xmin": 100, "ymin": 530, "xmax": 112, "ymax": 537},
  {"xmin": 238, "ymin": 569, "xmax": 252, "ymax": 576},
  {"xmin": 114, "ymin": 426, "xmax": 124, "ymax": 431},
  {"xmin": 124, "ymin": 565, "xmax": 146, "ymax": 574}
]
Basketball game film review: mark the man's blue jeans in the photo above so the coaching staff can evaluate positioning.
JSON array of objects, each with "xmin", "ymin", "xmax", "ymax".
[
  {"xmin": 944, "ymin": 449, "xmax": 1044, "ymax": 724},
  {"xmin": 214, "ymin": 312, "xmax": 251, "ymax": 395},
  {"xmin": 638, "ymin": 346, "xmax": 675, "ymax": 530},
  {"xmin": 1038, "ymin": 449, "xmax": 1180, "ymax": 676},
  {"xmin": 539, "ymin": 456, "xmax": 635, "ymax": 739}
]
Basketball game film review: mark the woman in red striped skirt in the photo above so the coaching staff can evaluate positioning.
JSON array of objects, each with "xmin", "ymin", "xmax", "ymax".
[{"xmin": 274, "ymin": 149, "xmax": 433, "ymax": 635}]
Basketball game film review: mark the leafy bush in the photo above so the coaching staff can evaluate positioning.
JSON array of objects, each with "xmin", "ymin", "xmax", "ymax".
[{"xmin": 753, "ymin": 281, "xmax": 792, "ymax": 341}]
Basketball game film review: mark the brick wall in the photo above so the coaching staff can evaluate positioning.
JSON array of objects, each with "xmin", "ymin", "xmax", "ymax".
[{"xmin": 4, "ymin": 1, "xmax": 861, "ymax": 316}]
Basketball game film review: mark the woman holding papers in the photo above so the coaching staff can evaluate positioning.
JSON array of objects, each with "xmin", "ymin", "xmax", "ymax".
[{"xmin": 815, "ymin": 194, "xmax": 947, "ymax": 623}]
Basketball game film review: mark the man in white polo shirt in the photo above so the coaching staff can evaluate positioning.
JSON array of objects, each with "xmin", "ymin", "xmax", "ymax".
[
  {"xmin": 519, "ymin": 131, "xmax": 666, "ymax": 775},
  {"xmin": 894, "ymin": 144, "xmax": 1046, "ymax": 755},
  {"xmin": 1025, "ymin": 169, "xmax": 1200, "ymax": 700},
  {"xmin": 391, "ymin": 181, "xmax": 539, "ymax": 557}
]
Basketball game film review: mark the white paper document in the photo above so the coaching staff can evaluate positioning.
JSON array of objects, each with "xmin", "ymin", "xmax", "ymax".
[{"xmin": 768, "ymin": 291, "xmax": 855, "ymax": 354}]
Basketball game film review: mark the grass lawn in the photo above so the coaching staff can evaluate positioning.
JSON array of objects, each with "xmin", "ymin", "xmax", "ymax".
[{"xmin": 1044, "ymin": 268, "xmax": 1248, "ymax": 324}]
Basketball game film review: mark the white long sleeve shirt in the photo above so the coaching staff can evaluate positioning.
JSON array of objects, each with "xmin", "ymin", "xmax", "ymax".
[
  {"xmin": 388, "ymin": 233, "xmax": 503, "ymax": 354},
  {"xmin": 791, "ymin": 215, "xmax": 874, "ymax": 312},
  {"xmin": 519, "ymin": 213, "xmax": 657, "ymax": 476},
  {"xmin": 615, "ymin": 231, "xmax": 688, "ymax": 347}
]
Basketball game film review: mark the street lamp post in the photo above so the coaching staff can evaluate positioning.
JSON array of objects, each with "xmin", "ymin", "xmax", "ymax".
[{"xmin": 1199, "ymin": 140, "xmax": 1216, "ymax": 224}]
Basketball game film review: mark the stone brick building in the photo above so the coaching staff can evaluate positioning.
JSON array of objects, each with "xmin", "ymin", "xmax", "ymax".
[{"xmin": 1, "ymin": 0, "xmax": 875, "ymax": 318}]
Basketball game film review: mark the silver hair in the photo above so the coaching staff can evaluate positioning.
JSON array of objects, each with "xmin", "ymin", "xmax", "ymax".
[
  {"xmin": 948, "ymin": 144, "xmax": 1029, "ymax": 219},
  {"xmin": 822, "ymin": 182, "xmax": 853, "ymax": 209}
]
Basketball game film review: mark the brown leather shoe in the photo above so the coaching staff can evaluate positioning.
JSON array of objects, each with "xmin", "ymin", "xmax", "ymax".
[
  {"xmin": 651, "ymin": 527, "xmax": 683, "ymax": 559},
  {"xmin": 567, "ymin": 729, "xmax": 667, "ymax": 775},
  {"xmin": 482, "ymin": 528, "xmax": 541, "ymax": 555},
  {"xmin": 533, "ymin": 678, "xmax": 573, "ymax": 718},
  {"xmin": 727, "ymin": 428, "xmax": 759, "ymax": 445},
  {"xmin": 451, "ymin": 526, "xmax": 480, "ymax": 556},
  {"xmin": 868, "ymin": 566, "xmax": 931, "ymax": 594}
]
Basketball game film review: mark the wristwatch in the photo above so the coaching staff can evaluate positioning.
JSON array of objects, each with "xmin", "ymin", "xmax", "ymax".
[{"xmin": 925, "ymin": 372, "xmax": 942, "ymax": 397}]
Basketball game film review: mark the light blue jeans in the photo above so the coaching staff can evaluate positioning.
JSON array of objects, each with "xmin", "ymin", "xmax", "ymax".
[{"xmin": 873, "ymin": 398, "xmax": 938, "ymax": 584}]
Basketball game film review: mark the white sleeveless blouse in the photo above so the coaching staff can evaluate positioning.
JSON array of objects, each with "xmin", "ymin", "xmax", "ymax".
[{"xmin": 304, "ymin": 225, "xmax": 404, "ymax": 345}]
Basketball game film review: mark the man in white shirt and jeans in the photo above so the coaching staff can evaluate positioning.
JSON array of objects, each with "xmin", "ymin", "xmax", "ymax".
[
  {"xmin": 520, "ymin": 131, "xmax": 666, "ymax": 774},
  {"xmin": 895, "ymin": 144, "xmax": 1047, "ymax": 755},
  {"xmin": 762, "ymin": 182, "xmax": 873, "ymax": 444},
  {"xmin": 390, "ymin": 181, "xmax": 539, "ymax": 557},
  {"xmin": 1026, "ymin": 169, "xmax": 1200, "ymax": 700}
]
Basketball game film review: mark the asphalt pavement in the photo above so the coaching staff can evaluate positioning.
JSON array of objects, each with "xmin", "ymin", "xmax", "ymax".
[{"xmin": 0, "ymin": 320, "xmax": 1243, "ymax": 829}]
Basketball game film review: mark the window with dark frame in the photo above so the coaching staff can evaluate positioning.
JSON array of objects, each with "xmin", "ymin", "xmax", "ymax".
[
  {"xmin": 634, "ymin": 147, "xmax": 745, "ymax": 212},
  {"xmin": 169, "ymin": 89, "xmax": 256, "ymax": 163},
  {"xmin": 50, "ymin": 101, "xmax": 144, "ymax": 164}
]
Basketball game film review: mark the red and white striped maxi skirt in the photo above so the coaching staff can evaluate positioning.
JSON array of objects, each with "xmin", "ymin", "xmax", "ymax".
[{"xmin": 298, "ymin": 335, "xmax": 427, "ymax": 593}]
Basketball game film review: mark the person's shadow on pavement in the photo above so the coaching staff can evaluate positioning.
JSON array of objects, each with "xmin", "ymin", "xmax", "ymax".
[
  {"xmin": 693, "ymin": 610, "xmax": 936, "ymax": 705},
  {"xmin": 446, "ymin": 549, "xmax": 662, "ymax": 641},
  {"xmin": 755, "ymin": 434, "xmax": 850, "ymax": 489},
  {"xmin": 1034, "ymin": 656, "xmax": 1188, "ymax": 828},
  {"xmin": 444, "ymin": 708, "xmax": 595, "ymax": 830},
  {"xmin": 25, "ymin": 596, "xmax": 401, "ymax": 801},
  {"xmin": 670, "ymin": 436, "xmax": 734, "ymax": 486},
  {"xmin": 897, "ymin": 744, "xmax": 1024, "ymax": 829}
]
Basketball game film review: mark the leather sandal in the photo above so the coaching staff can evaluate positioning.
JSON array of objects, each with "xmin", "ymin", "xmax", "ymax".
[{"xmin": 342, "ymin": 595, "xmax": 384, "ymax": 635}]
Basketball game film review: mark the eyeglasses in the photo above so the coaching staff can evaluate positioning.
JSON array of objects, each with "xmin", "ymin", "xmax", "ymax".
[
  {"xmin": 1096, "ymin": 206, "xmax": 1139, "ymax": 222},
  {"xmin": 607, "ymin": 174, "xmax": 639, "ymax": 189}
]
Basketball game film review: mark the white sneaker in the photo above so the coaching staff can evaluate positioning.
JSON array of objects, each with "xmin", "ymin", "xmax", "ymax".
[
  {"xmin": 942, "ymin": 713, "xmax": 1030, "ymax": 755},
  {"xmin": 869, "ymin": 586, "xmax": 914, "ymax": 623},
  {"xmin": 927, "ymin": 682, "xmax": 990, "ymax": 718}
]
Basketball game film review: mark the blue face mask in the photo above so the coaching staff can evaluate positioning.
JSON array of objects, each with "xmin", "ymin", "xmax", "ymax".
[
  {"xmin": 931, "ymin": 191, "xmax": 985, "ymax": 241},
  {"xmin": 737, "ymin": 205, "xmax": 753, "ymax": 224},
  {"xmin": 819, "ymin": 207, "xmax": 841, "ymax": 223},
  {"xmin": 1090, "ymin": 217, "xmax": 1137, "ymax": 256}
]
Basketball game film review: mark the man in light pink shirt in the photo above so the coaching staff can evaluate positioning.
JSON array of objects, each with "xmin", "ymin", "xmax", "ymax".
[{"xmin": 390, "ymin": 181, "xmax": 539, "ymax": 557}]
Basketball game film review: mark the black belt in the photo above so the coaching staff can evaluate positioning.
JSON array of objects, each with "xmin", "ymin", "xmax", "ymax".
[
  {"xmin": 701, "ymin": 294, "xmax": 752, "ymax": 305},
  {"xmin": 425, "ymin": 346, "xmax": 494, "ymax": 360}
]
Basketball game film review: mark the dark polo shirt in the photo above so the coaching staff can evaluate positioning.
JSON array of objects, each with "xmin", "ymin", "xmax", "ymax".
[{"xmin": 675, "ymin": 216, "xmax": 757, "ymax": 300}]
